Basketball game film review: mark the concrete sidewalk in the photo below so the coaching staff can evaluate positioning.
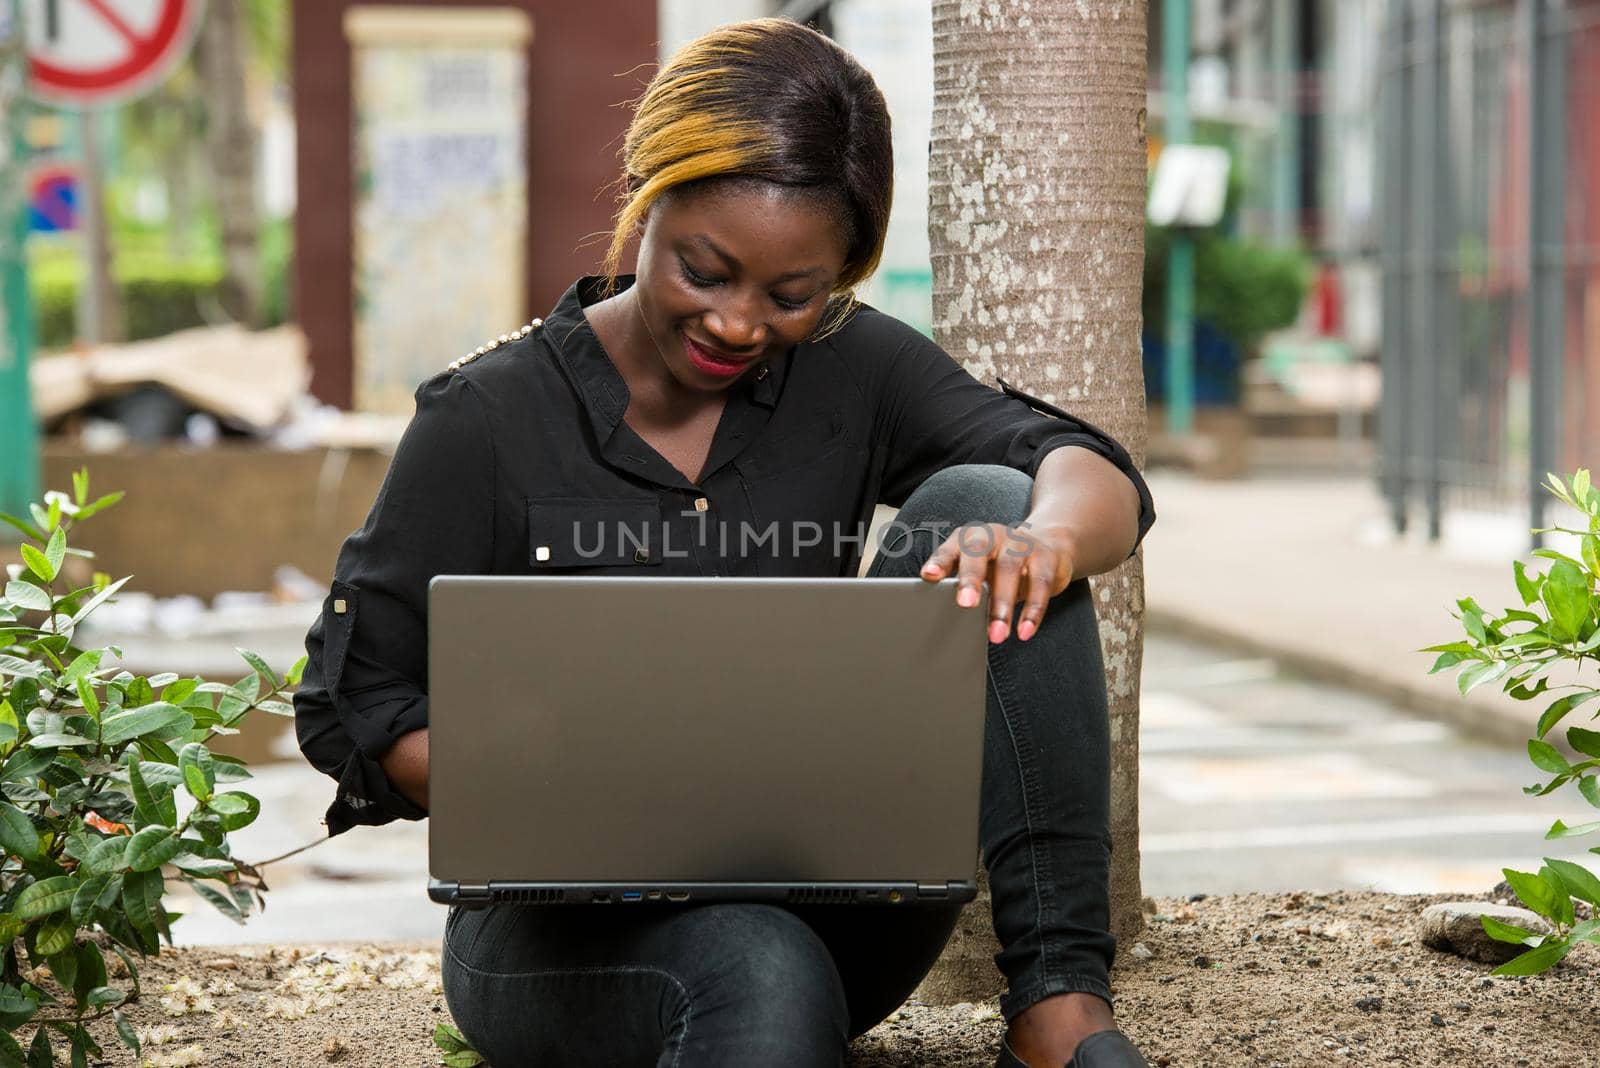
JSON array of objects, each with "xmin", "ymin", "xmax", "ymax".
[{"xmin": 1141, "ymin": 471, "xmax": 1567, "ymax": 747}]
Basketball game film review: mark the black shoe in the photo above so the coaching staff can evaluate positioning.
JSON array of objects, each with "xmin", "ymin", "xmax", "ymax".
[
  {"xmin": 995, "ymin": 1031, "xmax": 1151, "ymax": 1068},
  {"xmin": 1065, "ymin": 1030, "xmax": 1150, "ymax": 1068}
]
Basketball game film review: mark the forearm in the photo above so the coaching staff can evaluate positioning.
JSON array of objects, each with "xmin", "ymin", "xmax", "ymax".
[
  {"xmin": 1023, "ymin": 446, "xmax": 1141, "ymax": 578},
  {"xmin": 379, "ymin": 727, "xmax": 431, "ymax": 811}
]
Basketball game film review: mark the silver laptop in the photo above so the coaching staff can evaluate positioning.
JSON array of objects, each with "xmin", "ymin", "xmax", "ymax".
[{"xmin": 426, "ymin": 576, "xmax": 988, "ymax": 908}]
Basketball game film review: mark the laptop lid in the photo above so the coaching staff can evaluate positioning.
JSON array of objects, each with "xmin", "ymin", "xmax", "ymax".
[{"xmin": 427, "ymin": 576, "xmax": 988, "ymax": 906}]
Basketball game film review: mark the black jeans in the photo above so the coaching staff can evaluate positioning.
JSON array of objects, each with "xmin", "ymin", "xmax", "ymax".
[{"xmin": 441, "ymin": 465, "xmax": 1116, "ymax": 1066}]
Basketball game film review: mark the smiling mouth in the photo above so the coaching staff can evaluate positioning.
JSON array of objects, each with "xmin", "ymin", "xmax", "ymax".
[{"xmin": 683, "ymin": 334, "xmax": 757, "ymax": 374}]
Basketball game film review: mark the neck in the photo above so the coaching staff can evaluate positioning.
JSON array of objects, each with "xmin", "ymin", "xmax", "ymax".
[{"xmin": 586, "ymin": 287, "xmax": 715, "ymax": 419}]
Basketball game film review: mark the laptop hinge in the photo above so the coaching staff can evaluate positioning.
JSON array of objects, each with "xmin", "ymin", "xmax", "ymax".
[
  {"xmin": 458, "ymin": 882, "xmax": 492, "ymax": 902},
  {"xmin": 917, "ymin": 882, "xmax": 952, "ymax": 900}
]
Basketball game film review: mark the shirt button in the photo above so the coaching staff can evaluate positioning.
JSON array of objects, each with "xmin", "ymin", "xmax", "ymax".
[
  {"xmin": 693, "ymin": 497, "xmax": 710, "ymax": 512},
  {"xmin": 634, "ymin": 548, "xmax": 651, "ymax": 563}
]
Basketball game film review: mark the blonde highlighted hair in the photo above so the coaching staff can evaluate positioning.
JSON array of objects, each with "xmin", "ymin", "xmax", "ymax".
[{"xmin": 604, "ymin": 19, "xmax": 893, "ymax": 326}]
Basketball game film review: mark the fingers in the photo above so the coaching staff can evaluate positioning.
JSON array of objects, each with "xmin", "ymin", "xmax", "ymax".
[{"xmin": 922, "ymin": 523, "xmax": 1056, "ymax": 644}]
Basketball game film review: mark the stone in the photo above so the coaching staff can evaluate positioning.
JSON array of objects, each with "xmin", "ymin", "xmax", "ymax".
[
  {"xmin": 1418, "ymin": 902, "xmax": 1552, "ymax": 965},
  {"xmin": 1131, "ymin": 942, "xmax": 1154, "ymax": 961}
]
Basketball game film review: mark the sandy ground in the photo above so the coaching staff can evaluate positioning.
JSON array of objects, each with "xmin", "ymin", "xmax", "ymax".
[{"xmin": 29, "ymin": 890, "xmax": 1600, "ymax": 1067}]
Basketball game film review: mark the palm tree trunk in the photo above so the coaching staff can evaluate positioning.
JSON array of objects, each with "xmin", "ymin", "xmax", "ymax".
[
  {"xmin": 197, "ymin": 0, "xmax": 264, "ymax": 326},
  {"xmin": 919, "ymin": 0, "xmax": 1150, "ymax": 1004}
]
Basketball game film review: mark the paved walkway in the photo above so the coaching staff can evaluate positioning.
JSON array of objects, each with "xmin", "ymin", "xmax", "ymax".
[{"xmin": 1141, "ymin": 471, "xmax": 1572, "ymax": 746}]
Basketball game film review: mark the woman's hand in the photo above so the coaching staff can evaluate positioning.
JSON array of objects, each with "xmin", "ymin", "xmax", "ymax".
[
  {"xmin": 380, "ymin": 727, "xmax": 431, "ymax": 811},
  {"xmin": 918, "ymin": 522, "xmax": 1078, "ymax": 644}
]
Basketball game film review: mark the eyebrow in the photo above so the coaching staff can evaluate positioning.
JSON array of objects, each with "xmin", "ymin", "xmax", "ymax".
[{"xmin": 689, "ymin": 235, "xmax": 826, "ymax": 283}]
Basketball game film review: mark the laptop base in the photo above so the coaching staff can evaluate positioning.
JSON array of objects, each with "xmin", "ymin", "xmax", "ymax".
[{"xmin": 429, "ymin": 877, "xmax": 977, "ymax": 909}]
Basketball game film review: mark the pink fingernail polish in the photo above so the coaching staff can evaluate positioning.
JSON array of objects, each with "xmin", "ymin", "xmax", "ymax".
[
  {"xmin": 989, "ymin": 620, "xmax": 1008, "ymax": 643},
  {"xmin": 958, "ymin": 587, "xmax": 978, "ymax": 608},
  {"xmin": 1017, "ymin": 620, "xmax": 1036, "ymax": 641}
]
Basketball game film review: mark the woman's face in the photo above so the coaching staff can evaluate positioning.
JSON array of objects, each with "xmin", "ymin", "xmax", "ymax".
[{"xmin": 632, "ymin": 181, "xmax": 851, "ymax": 393}]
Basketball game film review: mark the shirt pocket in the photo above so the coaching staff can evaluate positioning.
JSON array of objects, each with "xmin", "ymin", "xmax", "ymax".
[{"xmin": 527, "ymin": 497, "xmax": 665, "ymax": 568}]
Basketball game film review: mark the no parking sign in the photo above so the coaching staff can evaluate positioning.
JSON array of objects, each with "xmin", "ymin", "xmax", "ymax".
[{"xmin": 25, "ymin": 0, "xmax": 202, "ymax": 106}]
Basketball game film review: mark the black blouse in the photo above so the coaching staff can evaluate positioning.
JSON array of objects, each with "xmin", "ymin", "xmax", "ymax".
[{"xmin": 293, "ymin": 276, "xmax": 1155, "ymax": 834}]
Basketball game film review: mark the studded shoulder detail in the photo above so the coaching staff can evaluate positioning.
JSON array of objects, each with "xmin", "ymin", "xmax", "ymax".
[{"xmin": 447, "ymin": 318, "xmax": 544, "ymax": 372}]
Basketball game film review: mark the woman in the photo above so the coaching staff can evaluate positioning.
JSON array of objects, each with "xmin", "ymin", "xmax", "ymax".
[{"xmin": 294, "ymin": 18, "xmax": 1154, "ymax": 1068}]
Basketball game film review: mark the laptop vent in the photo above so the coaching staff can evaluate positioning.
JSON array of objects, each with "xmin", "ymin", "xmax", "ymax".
[
  {"xmin": 494, "ymin": 887, "xmax": 566, "ymax": 905},
  {"xmin": 787, "ymin": 887, "xmax": 858, "ymax": 905}
]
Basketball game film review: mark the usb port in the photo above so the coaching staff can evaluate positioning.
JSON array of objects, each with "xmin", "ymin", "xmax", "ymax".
[
  {"xmin": 646, "ymin": 891, "xmax": 662, "ymax": 900},
  {"xmin": 592, "ymin": 892, "xmax": 612, "ymax": 903},
  {"xmin": 665, "ymin": 891, "xmax": 690, "ymax": 902},
  {"xmin": 622, "ymin": 891, "xmax": 643, "ymax": 902}
]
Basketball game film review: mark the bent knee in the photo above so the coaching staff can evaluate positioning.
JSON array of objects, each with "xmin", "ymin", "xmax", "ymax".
[
  {"xmin": 688, "ymin": 905, "xmax": 849, "ymax": 1035},
  {"xmin": 899, "ymin": 464, "xmax": 1033, "ymax": 529}
]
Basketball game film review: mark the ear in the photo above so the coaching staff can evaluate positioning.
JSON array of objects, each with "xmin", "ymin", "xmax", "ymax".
[{"xmin": 634, "ymin": 202, "xmax": 652, "ymax": 238}]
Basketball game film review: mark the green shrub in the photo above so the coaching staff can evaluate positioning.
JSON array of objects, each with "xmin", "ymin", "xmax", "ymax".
[
  {"xmin": 29, "ymin": 259, "xmax": 224, "ymax": 350},
  {"xmin": 1142, "ymin": 226, "xmax": 1309, "ymax": 354},
  {"xmin": 0, "ymin": 471, "xmax": 297, "ymax": 1063},
  {"xmin": 1427, "ymin": 470, "xmax": 1600, "ymax": 974}
]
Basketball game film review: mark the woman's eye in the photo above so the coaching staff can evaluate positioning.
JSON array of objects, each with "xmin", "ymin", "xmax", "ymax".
[
  {"xmin": 680, "ymin": 261, "xmax": 721, "ymax": 288},
  {"xmin": 772, "ymin": 293, "xmax": 812, "ymax": 312}
]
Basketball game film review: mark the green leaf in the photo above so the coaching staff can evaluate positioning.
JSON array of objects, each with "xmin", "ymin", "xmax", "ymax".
[
  {"xmin": 1481, "ymin": 914, "xmax": 1545, "ymax": 946},
  {"xmin": 1513, "ymin": 560, "xmax": 1543, "ymax": 606},
  {"xmin": 0, "ymin": 983, "xmax": 39, "ymax": 1031},
  {"xmin": 1583, "ymin": 534, "xmax": 1600, "ymax": 577},
  {"xmin": 160, "ymin": 678, "xmax": 198, "ymax": 705},
  {"xmin": 128, "ymin": 759, "xmax": 177, "ymax": 828},
  {"xmin": 81, "ymin": 836, "xmax": 127, "ymax": 877},
  {"xmin": 120, "ymin": 869, "xmax": 164, "ymax": 938},
  {"xmin": 433, "ymin": 1023, "xmax": 470, "ymax": 1054},
  {"xmin": 85, "ymin": 986, "xmax": 123, "ymax": 1009},
  {"xmin": 1540, "ymin": 865, "xmax": 1576, "ymax": 925},
  {"xmin": 1528, "ymin": 739, "xmax": 1571, "ymax": 774},
  {"xmin": 124, "ymin": 827, "xmax": 181, "ymax": 872},
  {"xmin": 1507, "ymin": 675, "xmax": 1552, "ymax": 701},
  {"xmin": 186, "ymin": 879, "xmax": 244, "ymax": 924},
  {"xmin": 44, "ymin": 528, "xmax": 65, "ymax": 580},
  {"xmin": 27, "ymin": 1019, "xmax": 52, "ymax": 1067},
  {"xmin": 73, "ymin": 491, "xmax": 123, "ymax": 522},
  {"xmin": 67, "ymin": 576, "xmax": 129, "ymax": 627},
  {"xmin": 236, "ymin": 649, "xmax": 280, "ymax": 690},
  {"xmin": 34, "ymin": 913, "xmax": 75, "ymax": 956},
  {"xmin": 71, "ymin": 470, "xmax": 87, "ymax": 507},
  {"xmin": 70, "ymin": 875, "xmax": 110, "ymax": 926},
  {"xmin": 112, "ymin": 1007, "xmax": 139, "ymax": 1055},
  {"xmin": 1459, "ymin": 660, "xmax": 1510, "ymax": 696},
  {"xmin": 1582, "ymin": 776, "xmax": 1600, "ymax": 810},
  {"xmin": 1491, "ymin": 938, "xmax": 1575, "ymax": 976},
  {"xmin": 19, "ymin": 543, "xmax": 55, "ymax": 584},
  {"xmin": 1543, "ymin": 560, "xmax": 1592, "ymax": 640},
  {"xmin": 169, "ymin": 853, "xmax": 236, "ymax": 877},
  {"xmin": 1568, "ymin": 728, "xmax": 1600, "ymax": 759},
  {"xmin": 121, "ymin": 677, "xmax": 153, "ymax": 709},
  {"xmin": 1547, "ymin": 818, "xmax": 1600, "ymax": 838},
  {"xmin": 1544, "ymin": 857, "xmax": 1600, "ymax": 907},
  {"xmin": 207, "ymin": 791, "xmax": 260, "ymax": 831},
  {"xmin": 4, "ymin": 580, "xmax": 53, "ymax": 612},
  {"xmin": 46, "ymin": 949, "xmax": 77, "ymax": 994},
  {"xmin": 1575, "ymin": 469, "xmax": 1594, "ymax": 507},
  {"xmin": 1504, "ymin": 867, "xmax": 1564, "ymax": 920},
  {"xmin": 1537, "ymin": 690, "xmax": 1600, "ymax": 739},
  {"xmin": 442, "ymin": 1052, "xmax": 485, "ymax": 1068},
  {"xmin": 178, "ymin": 743, "xmax": 214, "ymax": 802},
  {"xmin": 0, "ymin": 510, "xmax": 45, "ymax": 542},
  {"xmin": 1429, "ymin": 651, "xmax": 1464, "ymax": 673},
  {"xmin": 98, "ymin": 703, "xmax": 192, "ymax": 747},
  {"xmin": 15, "ymin": 877, "xmax": 79, "ymax": 920},
  {"xmin": 0, "ymin": 802, "xmax": 42, "ymax": 860},
  {"xmin": 285, "ymin": 655, "xmax": 307, "ymax": 687},
  {"xmin": 25, "ymin": 734, "xmax": 91, "ymax": 748}
]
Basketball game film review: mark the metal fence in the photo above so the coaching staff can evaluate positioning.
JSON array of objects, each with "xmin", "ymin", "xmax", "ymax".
[{"xmin": 1378, "ymin": 0, "xmax": 1600, "ymax": 540}]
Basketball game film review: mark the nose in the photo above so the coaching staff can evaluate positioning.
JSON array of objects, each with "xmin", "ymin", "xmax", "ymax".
[{"xmin": 702, "ymin": 292, "xmax": 767, "ymax": 353}]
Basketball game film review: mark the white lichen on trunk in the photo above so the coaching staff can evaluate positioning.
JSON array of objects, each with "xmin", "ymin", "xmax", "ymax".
[{"xmin": 921, "ymin": 0, "xmax": 1151, "ymax": 1001}]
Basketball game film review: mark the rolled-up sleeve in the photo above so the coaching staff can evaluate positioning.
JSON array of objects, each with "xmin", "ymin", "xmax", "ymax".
[
  {"xmin": 859, "ymin": 313, "xmax": 1155, "ymax": 549},
  {"xmin": 293, "ymin": 372, "xmax": 495, "ymax": 835}
]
